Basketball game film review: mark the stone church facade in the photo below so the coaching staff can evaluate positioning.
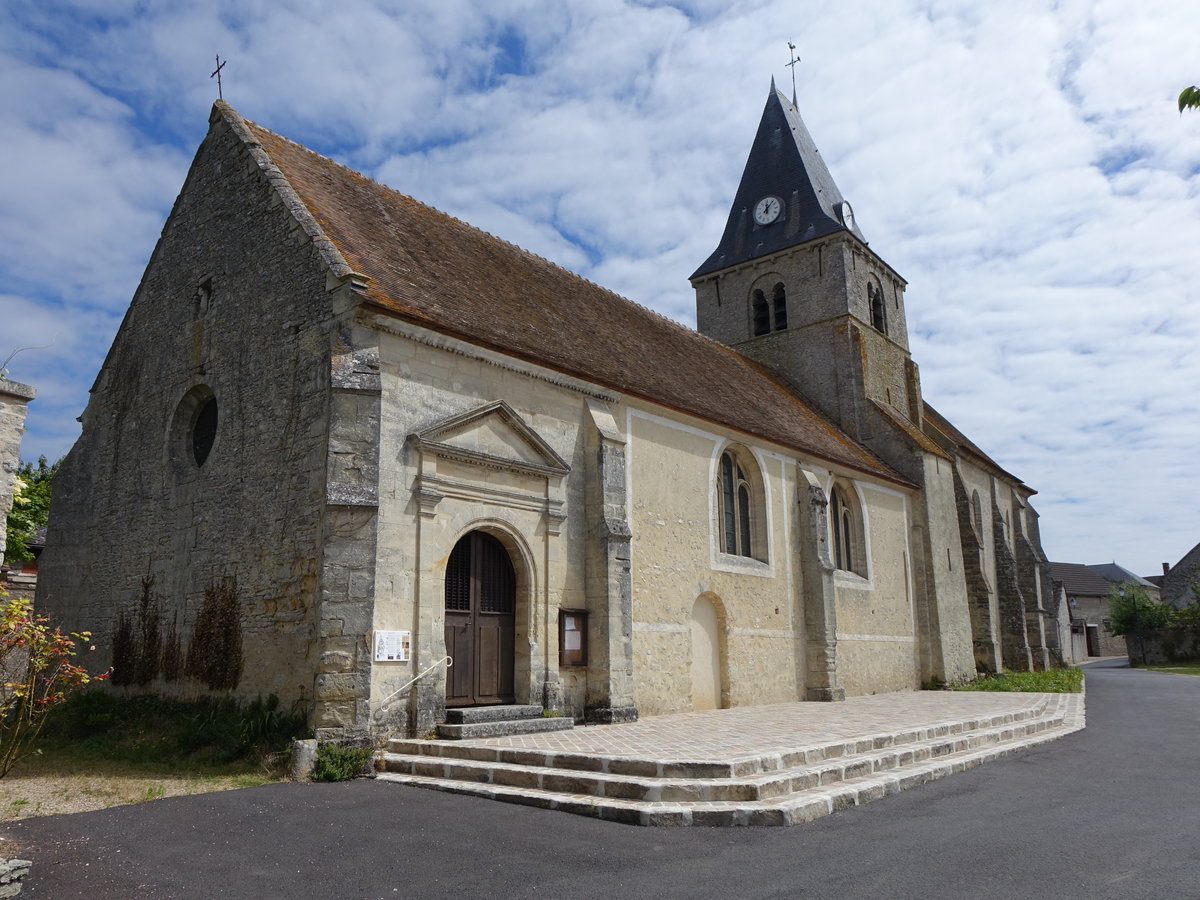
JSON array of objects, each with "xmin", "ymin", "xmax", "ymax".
[{"xmin": 37, "ymin": 85, "xmax": 1060, "ymax": 740}]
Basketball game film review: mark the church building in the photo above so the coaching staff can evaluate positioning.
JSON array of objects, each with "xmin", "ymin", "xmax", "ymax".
[{"xmin": 37, "ymin": 84, "xmax": 1061, "ymax": 740}]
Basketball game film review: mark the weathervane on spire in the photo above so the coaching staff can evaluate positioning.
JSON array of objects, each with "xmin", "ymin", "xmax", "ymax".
[
  {"xmin": 786, "ymin": 42, "xmax": 800, "ymax": 106},
  {"xmin": 211, "ymin": 55, "xmax": 227, "ymax": 100}
]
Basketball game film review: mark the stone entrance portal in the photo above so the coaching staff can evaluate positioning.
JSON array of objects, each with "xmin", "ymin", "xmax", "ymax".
[{"xmin": 444, "ymin": 531, "xmax": 517, "ymax": 707}]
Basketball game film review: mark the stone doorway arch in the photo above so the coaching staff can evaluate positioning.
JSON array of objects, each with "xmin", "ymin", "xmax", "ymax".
[{"xmin": 444, "ymin": 530, "xmax": 517, "ymax": 706}]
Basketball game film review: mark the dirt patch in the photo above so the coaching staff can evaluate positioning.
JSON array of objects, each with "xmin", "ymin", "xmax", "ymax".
[{"xmin": 0, "ymin": 769, "xmax": 275, "ymax": 823}]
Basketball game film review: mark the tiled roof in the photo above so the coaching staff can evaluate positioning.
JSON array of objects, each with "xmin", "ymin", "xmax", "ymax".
[
  {"xmin": 1087, "ymin": 562, "xmax": 1158, "ymax": 590},
  {"xmin": 872, "ymin": 400, "xmax": 950, "ymax": 459},
  {"xmin": 1049, "ymin": 562, "xmax": 1113, "ymax": 598},
  {"xmin": 227, "ymin": 105, "xmax": 909, "ymax": 486}
]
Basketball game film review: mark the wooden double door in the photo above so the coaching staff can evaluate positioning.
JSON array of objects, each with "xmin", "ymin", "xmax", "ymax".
[{"xmin": 444, "ymin": 531, "xmax": 516, "ymax": 707}]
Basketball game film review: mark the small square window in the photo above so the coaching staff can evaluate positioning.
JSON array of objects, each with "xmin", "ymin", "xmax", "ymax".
[{"xmin": 559, "ymin": 609, "xmax": 588, "ymax": 668}]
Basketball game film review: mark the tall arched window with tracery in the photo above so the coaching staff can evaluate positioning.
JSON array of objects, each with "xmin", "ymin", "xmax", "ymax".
[
  {"xmin": 719, "ymin": 452, "xmax": 751, "ymax": 556},
  {"xmin": 829, "ymin": 481, "xmax": 867, "ymax": 576},
  {"xmin": 715, "ymin": 446, "xmax": 767, "ymax": 561}
]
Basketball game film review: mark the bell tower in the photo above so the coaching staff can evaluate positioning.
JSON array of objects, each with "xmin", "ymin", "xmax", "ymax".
[{"xmin": 692, "ymin": 82, "xmax": 923, "ymax": 438}]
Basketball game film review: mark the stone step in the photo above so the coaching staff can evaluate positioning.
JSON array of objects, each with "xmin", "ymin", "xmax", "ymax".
[
  {"xmin": 388, "ymin": 696, "xmax": 1055, "ymax": 777},
  {"xmin": 377, "ymin": 713, "xmax": 1083, "ymax": 827},
  {"xmin": 381, "ymin": 714, "xmax": 1066, "ymax": 804},
  {"xmin": 444, "ymin": 705, "xmax": 545, "ymax": 725},
  {"xmin": 436, "ymin": 715, "xmax": 575, "ymax": 740}
]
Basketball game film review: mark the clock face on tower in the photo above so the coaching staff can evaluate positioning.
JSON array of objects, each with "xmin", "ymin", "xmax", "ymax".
[{"xmin": 753, "ymin": 195, "xmax": 782, "ymax": 225}]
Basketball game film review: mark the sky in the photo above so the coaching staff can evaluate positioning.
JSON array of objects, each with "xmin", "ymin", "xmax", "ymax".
[{"xmin": 1, "ymin": 0, "xmax": 1197, "ymax": 576}]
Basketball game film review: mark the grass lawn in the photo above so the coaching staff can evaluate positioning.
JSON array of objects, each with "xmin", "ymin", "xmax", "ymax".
[
  {"xmin": 952, "ymin": 666, "xmax": 1084, "ymax": 693},
  {"xmin": 1143, "ymin": 664, "xmax": 1200, "ymax": 676},
  {"xmin": 0, "ymin": 691, "xmax": 306, "ymax": 822}
]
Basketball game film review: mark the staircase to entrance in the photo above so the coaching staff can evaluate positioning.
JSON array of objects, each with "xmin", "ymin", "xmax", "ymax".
[
  {"xmin": 379, "ymin": 689, "xmax": 1084, "ymax": 826},
  {"xmin": 438, "ymin": 705, "xmax": 574, "ymax": 740}
]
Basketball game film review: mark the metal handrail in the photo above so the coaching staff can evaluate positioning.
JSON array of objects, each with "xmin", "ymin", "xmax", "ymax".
[{"xmin": 373, "ymin": 655, "xmax": 452, "ymax": 721}]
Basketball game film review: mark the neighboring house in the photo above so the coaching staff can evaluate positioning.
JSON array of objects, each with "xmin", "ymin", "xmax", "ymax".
[
  {"xmin": 0, "ymin": 379, "xmax": 36, "ymax": 563},
  {"xmin": 1159, "ymin": 542, "xmax": 1200, "ymax": 609},
  {"xmin": 1050, "ymin": 561, "xmax": 1157, "ymax": 657},
  {"xmin": 0, "ymin": 525, "xmax": 44, "ymax": 603},
  {"xmin": 38, "ymin": 86, "xmax": 1059, "ymax": 741},
  {"xmin": 1087, "ymin": 562, "xmax": 1160, "ymax": 600}
]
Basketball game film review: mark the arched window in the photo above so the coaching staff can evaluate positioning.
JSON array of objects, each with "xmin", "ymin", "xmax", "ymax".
[
  {"xmin": 868, "ymin": 278, "xmax": 887, "ymax": 334},
  {"xmin": 971, "ymin": 490, "xmax": 984, "ymax": 537},
  {"xmin": 829, "ymin": 481, "xmax": 866, "ymax": 576},
  {"xmin": 716, "ymin": 447, "xmax": 766, "ymax": 561},
  {"xmin": 719, "ymin": 452, "xmax": 752, "ymax": 556},
  {"xmin": 192, "ymin": 396, "xmax": 218, "ymax": 467},
  {"xmin": 772, "ymin": 283, "xmax": 788, "ymax": 331},
  {"xmin": 752, "ymin": 290, "xmax": 770, "ymax": 336}
]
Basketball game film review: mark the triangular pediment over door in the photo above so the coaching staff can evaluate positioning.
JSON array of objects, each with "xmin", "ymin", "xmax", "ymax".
[{"xmin": 408, "ymin": 400, "xmax": 570, "ymax": 526}]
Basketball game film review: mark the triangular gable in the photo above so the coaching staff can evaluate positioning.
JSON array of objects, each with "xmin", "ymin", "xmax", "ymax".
[{"xmin": 411, "ymin": 401, "xmax": 569, "ymax": 478}]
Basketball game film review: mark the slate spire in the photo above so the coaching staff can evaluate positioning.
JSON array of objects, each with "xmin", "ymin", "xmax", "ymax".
[{"xmin": 692, "ymin": 83, "xmax": 865, "ymax": 278}]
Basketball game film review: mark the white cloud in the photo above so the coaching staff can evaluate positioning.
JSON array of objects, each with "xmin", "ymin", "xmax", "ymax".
[{"xmin": 2, "ymin": 0, "xmax": 1199, "ymax": 573}]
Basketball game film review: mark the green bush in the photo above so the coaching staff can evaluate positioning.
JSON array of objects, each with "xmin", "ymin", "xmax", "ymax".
[
  {"xmin": 38, "ymin": 691, "xmax": 308, "ymax": 769},
  {"xmin": 310, "ymin": 743, "xmax": 375, "ymax": 782},
  {"xmin": 954, "ymin": 666, "xmax": 1083, "ymax": 693},
  {"xmin": 1107, "ymin": 584, "xmax": 1176, "ymax": 636}
]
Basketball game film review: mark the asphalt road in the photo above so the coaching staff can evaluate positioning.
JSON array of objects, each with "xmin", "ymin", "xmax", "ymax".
[{"xmin": 7, "ymin": 658, "xmax": 1198, "ymax": 900}]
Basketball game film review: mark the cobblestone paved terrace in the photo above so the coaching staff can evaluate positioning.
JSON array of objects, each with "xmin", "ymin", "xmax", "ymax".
[{"xmin": 462, "ymin": 691, "xmax": 1054, "ymax": 761}]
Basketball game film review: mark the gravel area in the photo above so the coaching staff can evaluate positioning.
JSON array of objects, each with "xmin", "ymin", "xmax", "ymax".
[{"xmin": 0, "ymin": 770, "xmax": 270, "ymax": 823}]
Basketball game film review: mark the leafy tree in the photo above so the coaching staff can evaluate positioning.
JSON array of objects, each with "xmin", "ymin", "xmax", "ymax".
[
  {"xmin": 1106, "ymin": 583, "xmax": 1175, "ymax": 636},
  {"xmin": 0, "ymin": 590, "xmax": 108, "ymax": 776},
  {"xmin": 1180, "ymin": 85, "xmax": 1200, "ymax": 113},
  {"xmin": 4, "ymin": 456, "xmax": 58, "ymax": 564}
]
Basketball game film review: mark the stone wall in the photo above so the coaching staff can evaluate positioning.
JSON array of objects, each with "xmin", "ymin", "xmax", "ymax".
[
  {"xmin": 36, "ymin": 109, "xmax": 341, "ymax": 710},
  {"xmin": 361, "ymin": 317, "xmax": 927, "ymax": 732},
  {"xmin": 0, "ymin": 380, "xmax": 35, "ymax": 560},
  {"xmin": 1125, "ymin": 628, "xmax": 1200, "ymax": 666},
  {"xmin": 693, "ymin": 235, "xmax": 910, "ymax": 433},
  {"xmin": 1161, "ymin": 542, "xmax": 1200, "ymax": 608},
  {"xmin": 1071, "ymin": 595, "xmax": 1126, "ymax": 656}
]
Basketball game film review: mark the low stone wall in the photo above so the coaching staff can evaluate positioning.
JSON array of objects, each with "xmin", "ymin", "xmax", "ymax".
[
  {"xmin": 1125, "ymin": 628, "xmax": 1200, "ymax": 666},
  {"xmin": 0, "ymin": 858, "xmax": 31, "ymax": 897}
]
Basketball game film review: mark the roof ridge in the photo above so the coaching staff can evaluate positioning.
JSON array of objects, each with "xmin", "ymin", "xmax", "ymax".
[
  {"xmin": 237, "ymin": 110, "xmax": 759, "ymax": 361},
  {"xmin": 232, "ymin": 104, "xmax": 909, "ymax": 486}
]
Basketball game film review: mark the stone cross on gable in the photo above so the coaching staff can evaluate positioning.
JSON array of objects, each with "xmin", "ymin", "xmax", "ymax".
[{"xmin": 211, "ymin": 55, "xmax": 226, "ymax": 100}]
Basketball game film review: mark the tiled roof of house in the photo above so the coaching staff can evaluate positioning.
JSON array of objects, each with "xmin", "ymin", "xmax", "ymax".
[
  {"xmin": 1049, "ymin": 562, "xmax": 1114, "ymax": 598},
  {"xmin": 225, "ymin": 103, "xmax": 909, "ymax": 486},
  {"xmin": 1087, "ymin": 562, "xmax": 1158, "ymax": 590}
]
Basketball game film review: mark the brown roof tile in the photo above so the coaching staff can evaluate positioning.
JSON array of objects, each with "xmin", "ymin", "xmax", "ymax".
[
  {"xmin": 229, "ymin": 105, "xmax": 908, "ymax": 486},
  {"xmin": 1049, "ymin": 562, "xmax": 1116, "ymax": 598}
]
